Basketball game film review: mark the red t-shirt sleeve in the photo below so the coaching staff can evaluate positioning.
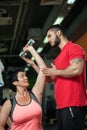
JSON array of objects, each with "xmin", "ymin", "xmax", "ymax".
[{"xmin": 68, "ymin": 44, "xmax": 86, "ymax": 61}]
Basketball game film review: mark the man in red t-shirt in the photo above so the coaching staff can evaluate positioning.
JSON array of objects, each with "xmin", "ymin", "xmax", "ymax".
[{"xmin": 42, "ymin": 24, "xmax": 87, "ymax": 130}]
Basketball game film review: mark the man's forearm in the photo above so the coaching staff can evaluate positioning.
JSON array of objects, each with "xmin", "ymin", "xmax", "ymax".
[{"xmin": 56, "ymin": 65, "xmax": 81, "ymax": 78}]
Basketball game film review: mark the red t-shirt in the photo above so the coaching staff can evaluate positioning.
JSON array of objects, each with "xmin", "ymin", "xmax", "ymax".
[{"xmin": 54, "ymin": 41, "xmax": 87, "ymax": 109}]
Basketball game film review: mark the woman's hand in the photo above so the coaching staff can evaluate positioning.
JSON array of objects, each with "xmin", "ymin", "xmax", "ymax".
[{"xmin": 23, "ymin": 43, "xmax": 33, "ymax": 52}]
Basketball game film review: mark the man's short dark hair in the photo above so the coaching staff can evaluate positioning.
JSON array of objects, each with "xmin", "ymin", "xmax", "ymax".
[{"xmin": 47, "ymin": 24, "xmax": 66, "ymax": 36}]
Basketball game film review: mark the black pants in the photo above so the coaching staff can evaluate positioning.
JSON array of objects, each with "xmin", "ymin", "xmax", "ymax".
[{"xmin": 56, "ymin": 106, "xmax": 86, "ymax": 130}]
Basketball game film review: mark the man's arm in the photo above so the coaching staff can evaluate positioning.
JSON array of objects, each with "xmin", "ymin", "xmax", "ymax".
[
  {"xmin": 59, "ymin": 58, "xmax": 84, "ymax": 77},
  {"xmin": 43, "ymin": 58, "xmax": 84, "ymax": 78}
]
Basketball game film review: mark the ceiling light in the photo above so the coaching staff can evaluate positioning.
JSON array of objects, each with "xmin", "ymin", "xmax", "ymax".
[
  {"xmin": 67, "ymin": 0, "xmax": 76, "ymax": 4},
  {"xmin": 31, "ymin": 57, "xmax": 35, "ymax": 61},
  {"xmin": 24, "ymin": 67, "xmax": 29, "ymax": 72},
  {"xmin": 37, "ymin": 47, "xmax": 43, "ymax": 53},
  {"xmin": 24, "ymin": 64, "xmax": 31, "ymax": 73},
  {"xmin": 53, "ymin": 16, "xmax": 64, "ymax": 25}
]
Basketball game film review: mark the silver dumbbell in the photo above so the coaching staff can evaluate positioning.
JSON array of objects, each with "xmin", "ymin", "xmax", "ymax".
[{"xmin": 19, "ymin": 39, "xmax": 35, "ymax": 58}]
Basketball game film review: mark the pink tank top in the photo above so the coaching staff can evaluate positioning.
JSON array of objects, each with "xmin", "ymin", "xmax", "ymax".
[{"xmin": 11, "ymin": 99, "xmax": 43, "ymax": 130}]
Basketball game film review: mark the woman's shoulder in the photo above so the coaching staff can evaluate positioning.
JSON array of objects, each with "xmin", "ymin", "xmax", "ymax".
[{"xmin": 3, "ymin": 99, "xmax": 12, "ymax": 108}]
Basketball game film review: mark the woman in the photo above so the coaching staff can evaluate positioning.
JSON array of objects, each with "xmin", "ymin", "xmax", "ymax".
[
  {"xmin": 0, "ymin": 44, "xmax": 46, "ymax": 130},
  {"xmin": 0, "ymin": 99, "xmax": 11, "ymax": 130}
]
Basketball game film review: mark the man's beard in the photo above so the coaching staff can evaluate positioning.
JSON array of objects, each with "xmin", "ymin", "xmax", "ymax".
[{"xmin": 53, "ymin": 35, "xmax": 60, "ymax": 48}]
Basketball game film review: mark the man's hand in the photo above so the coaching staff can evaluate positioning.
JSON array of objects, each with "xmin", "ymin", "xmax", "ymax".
[{"xmin": 42, "ymin": 63, "xmax": 57, "ymax": 76}]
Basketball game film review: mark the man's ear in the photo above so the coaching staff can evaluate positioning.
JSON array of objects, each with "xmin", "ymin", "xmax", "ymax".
[
  {"xmin": 13, "ymin": 81, "xmax": 18, "ymax": 86},
  {"xmin": 56, "ymin": 30, "xmax": 61, "ymax": 37}
]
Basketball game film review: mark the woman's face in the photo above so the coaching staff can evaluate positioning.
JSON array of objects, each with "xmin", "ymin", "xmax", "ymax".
[{"xmin": 17, "ymin": 71, "xmax": 29, "ymax": 88}]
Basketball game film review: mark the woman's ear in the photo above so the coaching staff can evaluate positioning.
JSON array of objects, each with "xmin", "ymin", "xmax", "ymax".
[{"xmin": 13, "ymin": 81, "xmax": 18, "ymax": 86}]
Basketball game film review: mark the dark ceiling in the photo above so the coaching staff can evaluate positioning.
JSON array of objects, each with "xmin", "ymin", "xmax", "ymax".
[{"xmin": 0, "ymin": 0, "xmax": 87, "ymax": 70}]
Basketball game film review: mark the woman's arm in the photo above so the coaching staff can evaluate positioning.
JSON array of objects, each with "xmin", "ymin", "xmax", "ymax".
[
  {"xmin": 6, "ymin": 117, "xmax": 12, "ymax": 129},
  {"xmin": 0, "ymin": 100, "xmax": 11, "ymax": 130},
  {"xmin": 23, "ymin": 45, "xmax": 46, "ymax": 104},
  {"xmin": 23, "ymin": 57, "xmax": 39, "ymax": 73},
  {"xmin": 24, "ymin": 46, "xmax": 46, "ymax": 69}
]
